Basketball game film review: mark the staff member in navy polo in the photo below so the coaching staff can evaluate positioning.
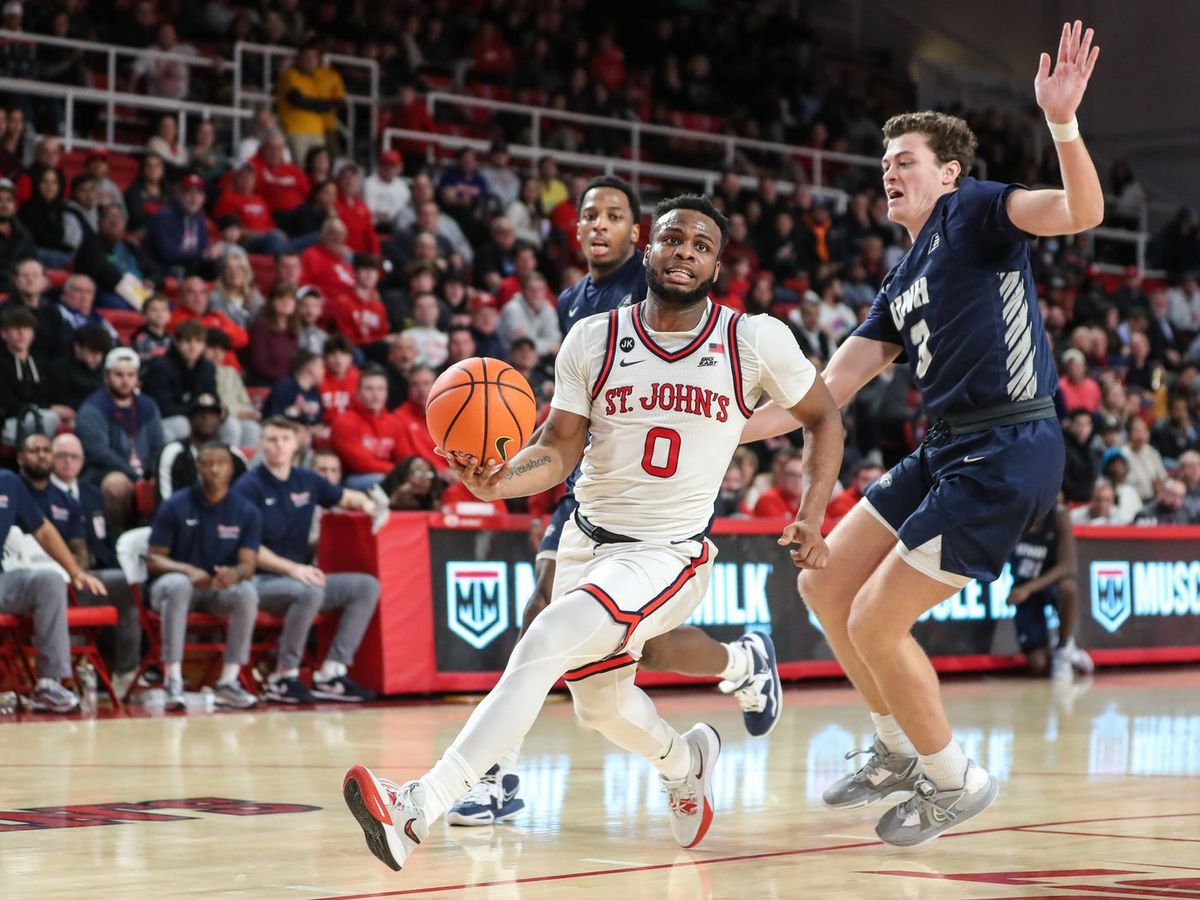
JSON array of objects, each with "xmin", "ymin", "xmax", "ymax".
[
  {"xmin": 0, "ymin": 467, "xmax": 107, "ymax": 713},
  {"xmin": 147, "ymin": 444, "xmax": 261, "ymax": 712},
  {"xmin": 17, "ymin": 433, "xmax": 140, "ymax": 690},
  {"xmin": 232, "ymin": 416, "xmax": 382, "ymax": 704}
]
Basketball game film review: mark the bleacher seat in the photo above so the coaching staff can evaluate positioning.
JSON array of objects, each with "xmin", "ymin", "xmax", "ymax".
[{"xmin": 98, "ymin": 308, "xmax": 145, "ymax": 346}]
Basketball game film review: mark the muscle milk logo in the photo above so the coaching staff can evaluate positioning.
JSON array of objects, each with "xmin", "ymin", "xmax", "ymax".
[
  {"xmin": 446, "ymin": 562, "xmax": 510, "ymax": 649},
  {"xmin": 1090, "ymin": 559, "xmax": 1200, "ymax": 634},
  {"xmin": 1091, "ymin": 561, "xmax": 1131, "ymax": 633}
]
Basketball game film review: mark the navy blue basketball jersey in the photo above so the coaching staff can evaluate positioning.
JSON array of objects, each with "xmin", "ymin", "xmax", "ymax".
[
  {"xmin": 854, "ymin": 178, "xmax": 1057, "ymax": 418},
  {"xmin": 1008, "ymin": 510, "xmax": 1059, "ymax": 585},
  {"xmin": 557, "ymin": 250, "xmax": 647, "ymax": 337}
]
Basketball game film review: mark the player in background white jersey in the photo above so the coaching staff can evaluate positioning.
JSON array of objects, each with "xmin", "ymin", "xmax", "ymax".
[{"xmin": 343, "ymin": 194, "xmax": 843, "ymax": 871}]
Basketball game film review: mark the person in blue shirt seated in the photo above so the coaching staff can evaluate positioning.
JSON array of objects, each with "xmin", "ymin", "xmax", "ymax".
[
  {"xmin": 146, "ymin": 444, "xmax": 262, "ymax": 712},
  {"xmin": 263, "ymin": 348, "xmax": 326, "ymax": 433},
  {"xmin": 232, "ymin": 416, "xmax": 382, "ymax": 703},
  {"xmin": 0, "ymin": 468, "xmax": 107, "ymax": 712},
  {"xmin": 18, "ymin": 432, "xmax": 140, "ymax": 692}
]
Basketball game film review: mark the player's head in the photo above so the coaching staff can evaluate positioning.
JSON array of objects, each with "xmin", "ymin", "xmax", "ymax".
[
  {"xmin": 644, "ymin": 194, "xmax": 728, "ymax": 309},
  {"xmin": 576, "ymin": 175, "xmax": 640, "ymax": 273},
  {"xmin": 196, "ymin": 444, "xmax": 235, "ymax": 494},
  {"xmin": 881, "ymin": 111, "xmax": 977, "ymax": 230},
  {"xmin": 260, "ymin": 416, "xmax": 299, "ymax": 469}
]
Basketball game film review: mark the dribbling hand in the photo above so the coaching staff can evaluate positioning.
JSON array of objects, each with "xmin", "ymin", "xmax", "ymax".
[
  {"xmin": 1035, "ymin": 20, "xmax": 1099, "ymax": 124},
  {"xmin": 444, "ymin": 451, "xmax": 508, "ymax": 502},
  {"xmin": 778, "ymin": 519, "xmax": 829, "ymax": 570}
]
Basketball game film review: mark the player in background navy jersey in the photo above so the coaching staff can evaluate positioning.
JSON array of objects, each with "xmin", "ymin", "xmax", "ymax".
[
  {"xmin": 1006, "ymin": 499, "xmax": 1093, "ymax": 678},
  {"xmin": 745, "ymin": 21, "xmax": 1103, "ymax": 845},
  {"xmin": 446, "ymin": 176, "xmax": 785, "ymax": 827}
]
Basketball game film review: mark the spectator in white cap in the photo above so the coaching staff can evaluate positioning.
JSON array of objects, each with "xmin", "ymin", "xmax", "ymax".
[
  {"xmin": 1057, "ymin": 347, "xmax": 1101, "ymax": 413},
  {"xmin": 363, "ymin": 150, "xmax": 411, "ymax": 233}
]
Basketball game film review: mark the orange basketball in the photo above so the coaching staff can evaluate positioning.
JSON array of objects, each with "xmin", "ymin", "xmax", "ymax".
[{"xmin": 426, "ymin": 357, "xmax": 538, "ymax": 463}]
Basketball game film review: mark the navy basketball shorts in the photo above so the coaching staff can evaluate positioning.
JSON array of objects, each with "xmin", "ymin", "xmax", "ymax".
[
  {"xmin": 1012, "ymin": 585, "xmax": 1060, "ymax": 653},
  {"xmin": 536, "ymin": 492, "xmax": 578, "ymax": 561},
  {"xmin": 861, "ymin": 417, "xmax": 1065, "ymax": 586}
]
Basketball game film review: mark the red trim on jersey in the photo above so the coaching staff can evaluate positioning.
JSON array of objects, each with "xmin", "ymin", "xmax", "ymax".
[
  {"xmin": 726, "ymin": 312, "xmax": 754, "ymax": 419},
  {"xmin": 563, "ymin": 653, "xmax": 636, "ymax": 682},
  {"xmin": 631, "ymin": 301, "xmax": 719, "ymax": 362},
  {"xmin": 577, "ymin": 541, "xmax": 711, "ymax": 653},
  {"xmin": 590, "ymin": 310, "xmax": 620, "ymax": 400}
]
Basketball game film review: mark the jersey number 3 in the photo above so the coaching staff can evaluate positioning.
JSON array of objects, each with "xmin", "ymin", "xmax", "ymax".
[
  {"xmin": 910, "ymin": 319, "xmax": 933, "ymax": 378},
  {"xmin": 641, "ymin": 427, "xmax": 681, "ymax": 478}
]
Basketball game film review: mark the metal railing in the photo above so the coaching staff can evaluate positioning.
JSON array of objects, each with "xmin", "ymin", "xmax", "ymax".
[
  {"xmin": 231, "ymin": 41, "xmax": 379, "ymax": 162},
  {"xmin": 423, "ymin": 91, "xmax": 880, "ymax": 193},
  {"xmin": 0, "ymin": 76, "xmax": 250, "ymax": 155},
  {"xmin": 382, "ymin": 127, "xmax": 850, "ymax": 212}
]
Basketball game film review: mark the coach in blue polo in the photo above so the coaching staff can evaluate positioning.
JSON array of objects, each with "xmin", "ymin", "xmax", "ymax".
[
  {"xmin": 147, "ymin": 444, "xmax": 261, "ymax": 712},
  {"xmin": 232, "ymin": 415, "xmax": 381, "ymax": 704}
]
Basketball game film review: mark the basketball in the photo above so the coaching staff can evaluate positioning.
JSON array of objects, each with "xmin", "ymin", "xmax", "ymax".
[{"xmin": 425, "ymin": 357, "xmax": 538, "ymax": 463}]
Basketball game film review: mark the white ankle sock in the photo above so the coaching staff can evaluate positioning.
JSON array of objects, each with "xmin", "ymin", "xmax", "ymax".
[
  {"xmin": 219, "ymin": 663, "xmax": 240, "ymax": 684},
  {"xmin": 496, "ymin": 740, "xmax": 522, "ymax": 773},
  {"xmin": 653, "ymin": 730, "xmax": 692, "ymax": 782},
  {"xmin": 420, "ymin": 748, "xmax": 476, "ymax": 822},
  {"xmin": 37, "ymin": 677, "xmax": 59, "ymax": 690},
  {"xmin": 318, "ymin": 659, "xmax": 346, "ymax": 680},
  {"xmin": 719, "ymin": 641, "xmax": 753, "ymax": 684},
  {"xmin": 164, "ymin": 662, "xmax": 183, "ymax": 681},
  {"xmin": 870, "ymin": 712, "xmax": 917, "ymax": 756},
  {"xmin": 919, "ymin": 738, "xmax": 969, "ymax": 790}
]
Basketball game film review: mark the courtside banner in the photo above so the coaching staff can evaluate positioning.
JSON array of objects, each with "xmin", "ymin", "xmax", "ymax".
[{"xmin": 322, "ymin": 515, "xmax": 1200, "ymax": 693}]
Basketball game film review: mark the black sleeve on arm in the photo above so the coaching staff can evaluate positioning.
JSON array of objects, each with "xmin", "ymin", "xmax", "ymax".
[{"xmin": 286, "ymin": 88, "xmax": 338, "ymax": 113}]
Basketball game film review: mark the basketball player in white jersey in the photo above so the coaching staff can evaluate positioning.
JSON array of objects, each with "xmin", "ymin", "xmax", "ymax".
[{"xmin": 343, "ymin": 194, "xmax": 844, "ymax": 871}]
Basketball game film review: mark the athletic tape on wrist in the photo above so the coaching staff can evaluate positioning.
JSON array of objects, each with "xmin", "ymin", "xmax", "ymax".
[{"xmin": 1046, "ymin": 115, "xmax": 1080, "ymax": 142}]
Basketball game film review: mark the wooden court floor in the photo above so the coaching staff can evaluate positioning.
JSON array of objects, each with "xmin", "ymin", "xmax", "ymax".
[{"xmin": 3, "ymin": 669, "xmax": 1200, "ymax": 898}]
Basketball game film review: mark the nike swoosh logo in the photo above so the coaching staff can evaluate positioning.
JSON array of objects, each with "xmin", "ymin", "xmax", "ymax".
[
  {"xmin": 265, "ymin": 499, "xmax": 275, "ymax": 505},
  {"xmin": 185, "ymin": 519, "xmax": 198, "ymax": 526},
  {"xmin": 403, "ymin": 817, "xmax": 422, "ymax": 844},
  {"xmin": 963, "ymin": 455, "xmax": 985, "ymax": 463},
  {"xmin": 619, "ymin": 359, "xmax": 644, "ymax": 367}
]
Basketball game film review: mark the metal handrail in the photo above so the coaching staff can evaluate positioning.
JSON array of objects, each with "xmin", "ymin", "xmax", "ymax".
[
  {"xmin": 381, "ymin": 127, "xmax": 850, "ymax": 212},
  {"xmin": 0, "ymin": 27, "xmax": 220, "ymax": 67},
  {"xmin": 0, "ymin": 76, "xmax": 250, "ymax": 154},
  {"xmin": 423, "ymin": 90, "xmax": 880, "ymax": 191}
]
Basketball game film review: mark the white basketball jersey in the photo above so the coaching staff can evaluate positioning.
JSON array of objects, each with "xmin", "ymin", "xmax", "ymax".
[{"xmin": 551, "ymin": 300, "xmax": 816, "ymax": 542}]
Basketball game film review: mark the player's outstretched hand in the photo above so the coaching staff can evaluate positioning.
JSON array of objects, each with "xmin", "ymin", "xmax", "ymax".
[
  {"xmin": 1035, "ymin": 20, "xmax": 1099, "ymax": 124},
  {"xmin": 446, "ymin": 451, "xmax": 508, "ymax": 501},
  {"xmin": 778, "ymin": 520, "xmax": 829, "ymax": 570}
]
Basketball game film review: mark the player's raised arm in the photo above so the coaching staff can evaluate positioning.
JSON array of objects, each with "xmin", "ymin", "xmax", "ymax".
[
  {"xmin": 1007, "ymin": 20, "xmax": 1104, "ymax": 236},
  {"xmin": 447, "ymin": 406, "xmax": 589, "ymax": 502}
]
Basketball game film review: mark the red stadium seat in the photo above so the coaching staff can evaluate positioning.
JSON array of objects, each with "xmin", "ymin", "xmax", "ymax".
[
  {"xmin": 246, "ymin": 386, "xmax": 270, "ymax": 411},
  {"xmin": 98, "ymin": 308, "xmax": 145, "ymax": 346},
  {"xmin": 0, "ymin": 612, "xmax": 32, "ymax": 691},
  {"xmin": 65, "ymin": 593, "xmax": 121, "ymax": 708}
]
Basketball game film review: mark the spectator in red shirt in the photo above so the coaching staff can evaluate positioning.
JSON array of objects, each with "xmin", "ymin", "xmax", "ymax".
[
  {"xmin": 245, "ymin": 283, "xmax": 301, "ymax": 386},
  {"xmin": 752, "ymin": 449, "xmax": 805, "ymax": 519},
  {"xmin": 334, "ymin": 253, "xmax": 390, "ymax": 360},
  {"xmin": 496, "ymin": 244, "xmax": 539, "ymax": 306},
  {"xmin": 168, "ymin": 275, "xmax": 249, "ymax": 369},
  {"xmin": 301, "ymin": 217, "xmax": 355, "ymax": 322},
  {"xmin": 331, "ymin": 366, "xmax": 415, "ymax": 490},
  {"xmin": 251, "ymin": 131, "xmax": 310, "ymax": 218},
  {"xmin": 320, "ymin": 333, "xmax": 359, "ymax": 423},
  {"xmin": 470, "ymin": 23, "xmax": 514, "ymax": 82},
  {"xmin": 213, "ymin": 161, "xmax": 290, "ymax": 257},
  {"xmin": 333, "ymin": 159, "xmax": 381, "ymax": 256},
  {"xmin": 590, "ymin": 34, "xmax": 627, "ymax": 91},
  {"xmin": 1058, "ymin": 347, "xmax": 1101, "ymax": 413},
  {"xmin": 392, "ymin": 364, "xmax": 441, "ymax": 472},
  {"xmin": 549, "ymin": 175, "xmax": 586, "ymax": 262},
  {"xmin": 822, "ymin": 460, "xmax": 885, "ymax": 535}
]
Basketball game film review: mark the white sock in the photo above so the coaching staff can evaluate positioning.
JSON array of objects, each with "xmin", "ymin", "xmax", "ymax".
[
  {"xmin": 496, "ymin": 740, "xmax": 522, "ymax": 773},
  {"xmin": 870, "ymin": 712, "xmax": 917, "ymax": 756},
  {"xmin": 420, "ymin": 748, "xmax": 476, "ymax": 821},
  {"xmin": 164, "ymin": 662, "xmax": 183, "ymax": 681},
  {"xmin": 219, "ymin": 663, "xmax": 240, "ymax": 684},
  {"xmin": 318, "ymin": 659, "xmax": 346, "ymax": 680},
  {"xmin": 37, "ymin": 676, "xmax": 60, "ymax": 690},
  {"xmin": 719, "ymin": 641, "xmax": 753, "ymax": 684},
  {"xmin": 652, "ymin": 730, "xmax": 692, "ymax": 782},
  {"xmin": 918, "ymin": 738, "xmax": 969, "ymax": 791},
  {"xmin": 274, "ymin": 668, "xmax": 299, "ymax": 679}
]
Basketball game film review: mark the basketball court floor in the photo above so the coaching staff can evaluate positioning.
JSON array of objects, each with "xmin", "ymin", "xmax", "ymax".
[{"xmin": 2, "ymin": 669, "xmax": 1199, "ymax": 898}]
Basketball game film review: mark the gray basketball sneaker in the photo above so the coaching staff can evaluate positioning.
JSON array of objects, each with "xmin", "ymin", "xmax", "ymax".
[
  {"xmin": 875, "ymin": 762, "xmax": 998, "ymax": 847},
  {"xmin": 822, "ymin": 737, "xmax": 921, "ymax": 809}
]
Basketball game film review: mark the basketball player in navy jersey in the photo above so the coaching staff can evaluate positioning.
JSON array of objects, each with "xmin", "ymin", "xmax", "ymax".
[
  {"xmin": 1007, "ymin": 498, "xmax": 1093, "ymax": 679},
  {"xmin": 447, "ymin": 176, "xmax": 784, "ymax": 826},
  {"xmin": 744, "ymin": 21, "xmax": 1103, "ymax": 844}
]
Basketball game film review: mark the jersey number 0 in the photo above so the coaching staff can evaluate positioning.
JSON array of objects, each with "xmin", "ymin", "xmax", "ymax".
[{"xmin": 641, "ymin": 427, "xmax": 681, "ymax": 478}]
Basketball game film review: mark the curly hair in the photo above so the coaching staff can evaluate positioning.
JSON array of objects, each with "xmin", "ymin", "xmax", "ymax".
[{"xmin": 882, "ymin": 111, "xmax": 977, "ymax": 187}]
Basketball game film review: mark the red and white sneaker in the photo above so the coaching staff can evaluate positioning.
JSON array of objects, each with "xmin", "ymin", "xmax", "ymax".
[
  {"xmin": 343, "ymin": 764, "xmax": 429, "ymax": 871},
  {"xmin": 661, "ymin": 723, "xmax": 721, "ymax": 849}
]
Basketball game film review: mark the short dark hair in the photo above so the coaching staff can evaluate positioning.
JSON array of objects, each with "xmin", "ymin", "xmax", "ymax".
[
  {"xmin": 290, "ymin": 348, "xmax": 320, "ymax": 375},
  {"xmin": 651, "ymin": 193, "xmax": 730, "ymax": 253},
  {"xmin": 510, "ymin": 336, "xmax": 536, "ymax": 352},
  {"xmin": 577, "ymin": 175, "xmax": 641, "ymax": 221},
  {"xmin": 71, "ymin": 173, "xmax": 97, "ymax": 195},
  {"xmin": 73, "ymin": 323, "xmax": 113, "ymax": 354},
  {"xmin": 205, "ymin": 328, "xmax": 232, "ymax": 350},
  {"xmin": 1068, "ymin": 407, "xmax": 1094, "ymax": 421},
  {"xmin": 359, "ymin": 363, "xmax": 388, "ymax": 383},
  {"xmin": 0, "ymin": 305, "xmax": 37, "ymax": 330},
  {"xmin": 261, "ymin": 415, "xmax": 298, "ymax": 433},
  {"xmin": 323, "ymin": 333, "xmax": 353, "ymax": 356},
  {"xmin": 882, "ymin": 111, "xmax": 977, "ymax": 187},
  {"xmin": 175, "ymin": 320, "xmax": 207, "ymax": 343}
]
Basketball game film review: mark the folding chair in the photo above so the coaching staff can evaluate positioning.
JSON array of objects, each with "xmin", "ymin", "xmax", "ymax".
[
  {"xmin": 116, "ymin": 528, "xmax": 229, "ymax": 701},
  {"xmin": 66, "ymin": 591, "xmax": 121, "ymax": 708}
]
